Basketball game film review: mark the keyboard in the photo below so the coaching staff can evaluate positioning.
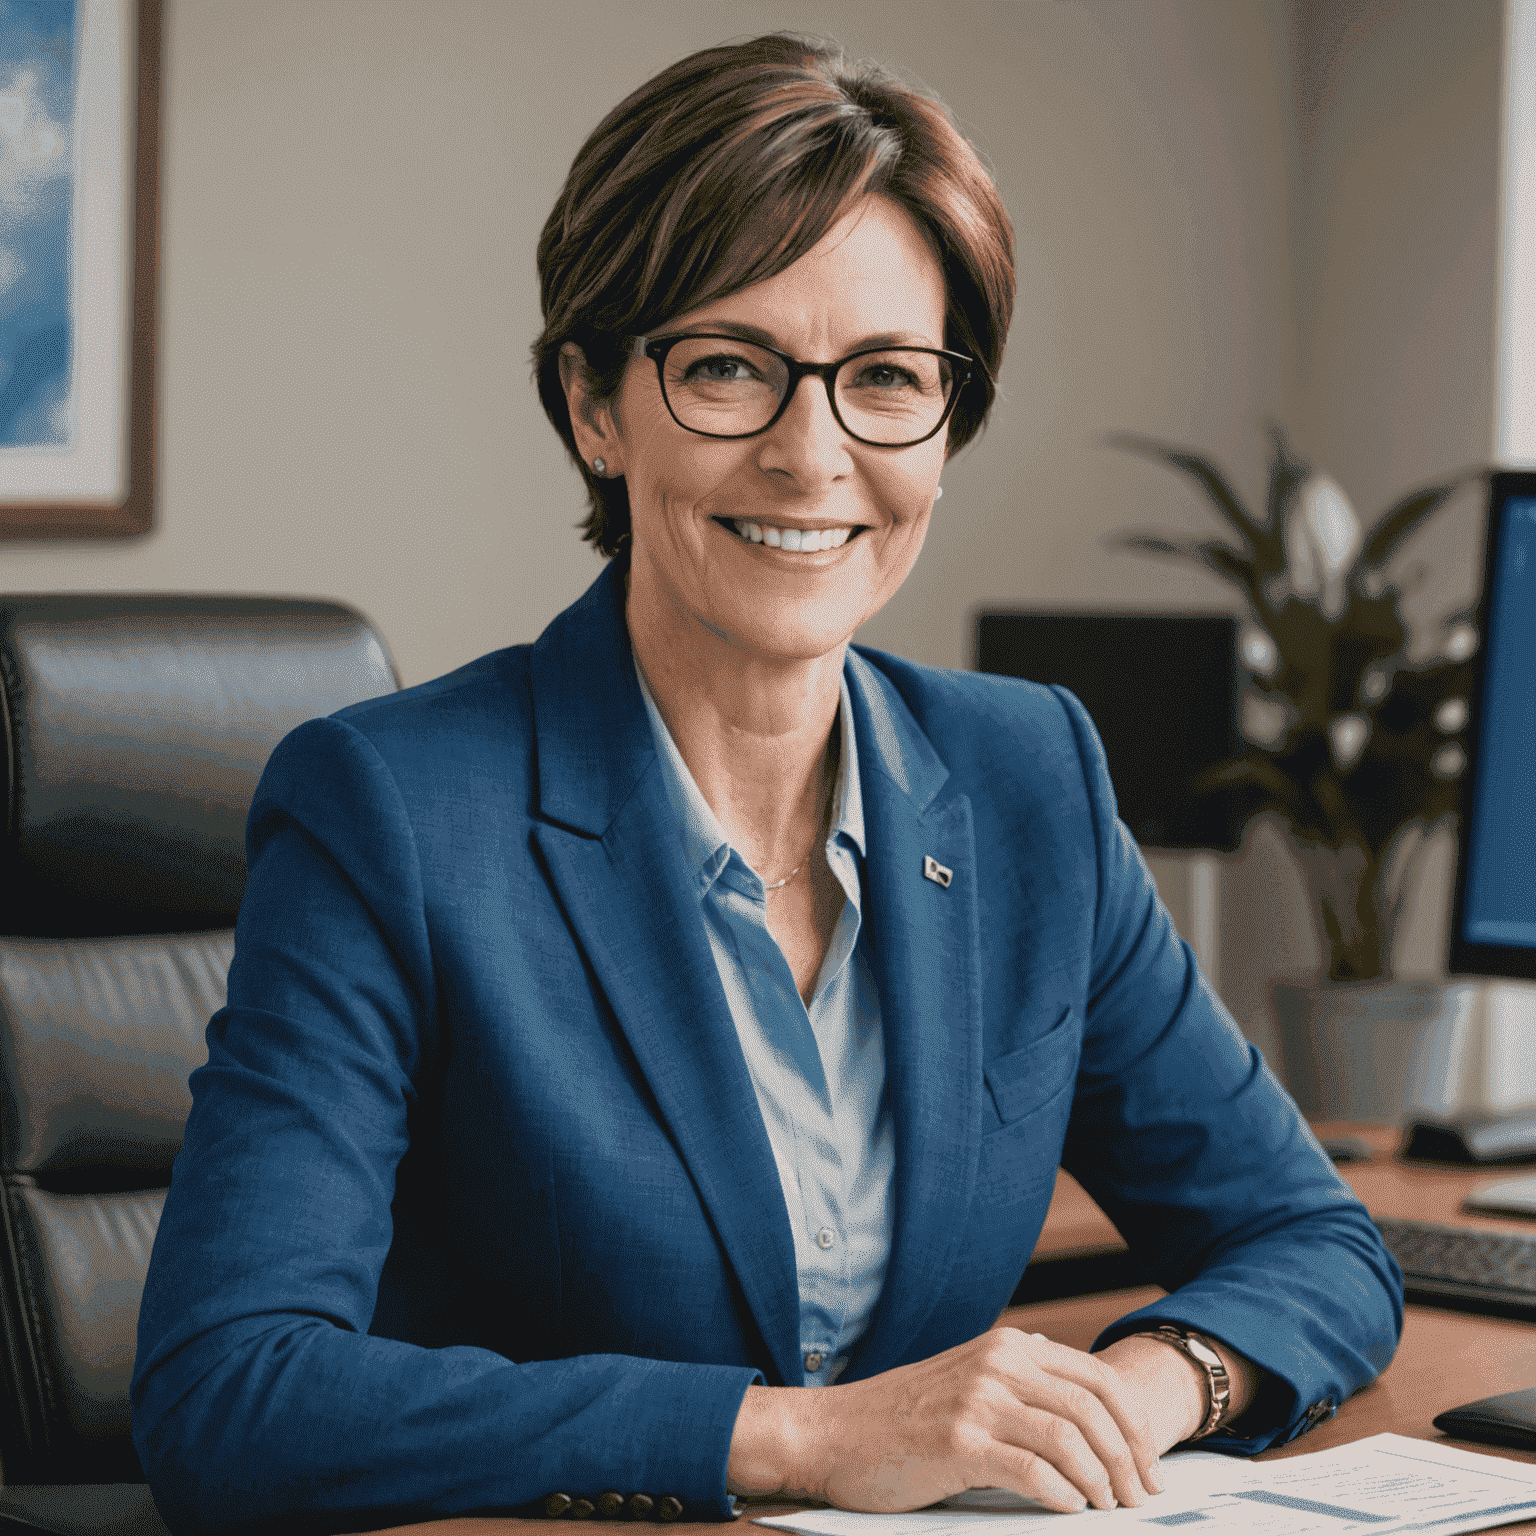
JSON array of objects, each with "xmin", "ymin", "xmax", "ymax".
[{"xmin": 1374, "ymin": 1216, "xmax": 1536, "ymax": 1318}]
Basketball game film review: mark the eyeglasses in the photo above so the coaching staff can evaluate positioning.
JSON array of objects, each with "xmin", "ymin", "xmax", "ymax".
[{"xmin": 632, "ymin": 333, "xmax": 975, "ymax": 448}]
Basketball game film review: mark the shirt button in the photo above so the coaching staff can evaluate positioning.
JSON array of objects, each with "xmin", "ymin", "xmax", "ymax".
[
  {"xmin": 805, "ymin": 1351, "xmax": 824, "ymax": 1372},
  {"xmin": 816, "ymin": 1227, "xmax": 836, "ymax": 1249}
]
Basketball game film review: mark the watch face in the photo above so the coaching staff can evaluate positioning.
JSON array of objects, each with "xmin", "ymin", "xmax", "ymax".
[{"xmin": 1186, "ymin": 1336, "xmax": 1222, "ymax": 1369}]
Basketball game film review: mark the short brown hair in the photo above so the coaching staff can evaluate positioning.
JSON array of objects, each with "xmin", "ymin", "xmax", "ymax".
[{"xmin": 533, "ymin": 33, "xmax": 1016, "ymax": 557}]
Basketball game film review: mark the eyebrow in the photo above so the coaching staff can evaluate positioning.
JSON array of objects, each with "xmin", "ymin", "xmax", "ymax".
[{"xmin": 664, "ymin": 320, "xmax": 941, "ymax": 353}]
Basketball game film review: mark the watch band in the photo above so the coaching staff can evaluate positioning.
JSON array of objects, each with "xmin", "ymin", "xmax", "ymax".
[{"xmin": 1138, "ymin": 1325, "xmax": 1231, "ymax": 1441}]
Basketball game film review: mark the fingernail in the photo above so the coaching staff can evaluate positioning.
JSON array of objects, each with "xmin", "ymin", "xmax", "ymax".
[{"xmin": 1147, "ymin": 1467, "xmax": 1166, "ymax": 1494}]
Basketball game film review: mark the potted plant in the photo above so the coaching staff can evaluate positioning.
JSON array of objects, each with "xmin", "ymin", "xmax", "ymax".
[{"xmin": 1112, "ymin": 425, "xmax": 1488, "ymax": 1118}]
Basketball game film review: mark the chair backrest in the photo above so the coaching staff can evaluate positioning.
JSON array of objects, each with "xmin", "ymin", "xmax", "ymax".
[{"xmin": 0, "ymin": 595, "xmax": 396, "ymax": 1484}]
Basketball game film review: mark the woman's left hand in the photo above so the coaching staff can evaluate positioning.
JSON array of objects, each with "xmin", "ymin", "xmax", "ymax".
[{"xmin": 993, "ymin": 1310, "xmax": 1257, "ymax": 1455}]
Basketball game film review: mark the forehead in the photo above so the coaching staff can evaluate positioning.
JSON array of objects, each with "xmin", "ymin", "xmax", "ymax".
[{"xmin": 663, "ymin": 196, "xmax": 947, "ymax": 353}]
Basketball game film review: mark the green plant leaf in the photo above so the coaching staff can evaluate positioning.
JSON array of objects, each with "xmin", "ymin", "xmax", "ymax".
[
  {"xmin": 1358, "ymin": 469, "xmax": 1490, "ymax": 570},
  {"xmin": 1108, "ymin": 433, "xmax": 1265, "ymax": 551},
  {"xmin": 1263, "ymin": 420, "xmax": 1310, "ymax": 537},
  {"xmin": 1109, "ymin": 532, "xmax": 1257, "ymax": 588},
  {"xmin": 1195, "ymin": 753, "xmax": 1303, "ymax": 807}
]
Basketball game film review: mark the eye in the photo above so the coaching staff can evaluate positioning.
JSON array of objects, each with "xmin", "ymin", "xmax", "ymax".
[
  {"xmin": 850, "ymin": 362, "xmax": 920, "ymax": 390},
  {"xmin": 681, "ymin": 352, "xmax": 761, "ymax": 383}
]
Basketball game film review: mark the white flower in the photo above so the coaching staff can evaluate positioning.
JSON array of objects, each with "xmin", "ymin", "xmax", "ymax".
[
  {"xmin": 1328, "ymin": 713, "xmax": 1370, "ymax": 771},
  {"xmin": 1443, "ymin": 624, "xmax": 1478, "ymax": 661},
  {"xmin": 1240, "ymin": 626, "xmax": 1278, "ymax": 677},
  {"xmin": 1242, "ymin": 693, "xmax": 1289, "ymax": 747},
  {"xmin": 1434, "ymin": 698, "xmax": 1469, "ymax": 733},
  {"xmin": 1431, "ymin": 743, "xmax": 1466, "ymax": 779},
  {"xmin": 1285, "ymin": 472, "xmax": 1362, "ymax": 620}
]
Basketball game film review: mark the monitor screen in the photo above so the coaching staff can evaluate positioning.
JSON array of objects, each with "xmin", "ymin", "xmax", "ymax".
[
  {"xmin": 974, "ymin": 611, "xmax": 1242, "ymax": 851},
  {"xmin": 1450, "ymin": 471, "xmax": 1536, "ymax": 978}
]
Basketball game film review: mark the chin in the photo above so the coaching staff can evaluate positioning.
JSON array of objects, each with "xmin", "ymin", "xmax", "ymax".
[{"xmin": 711, "ymin": 596, "xmax": 867, "ymax": 664}]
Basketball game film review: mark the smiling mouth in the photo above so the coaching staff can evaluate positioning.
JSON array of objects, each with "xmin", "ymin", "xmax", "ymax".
[{"xmin": 715, "ymin": 517, "xmax": 863, "ymax": 552}]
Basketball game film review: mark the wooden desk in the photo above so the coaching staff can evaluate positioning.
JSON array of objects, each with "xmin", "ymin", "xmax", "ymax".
[
  {"xmin": 362, "ymin": 1130, "xmax": 1536, "ymax": 1535},
  {"xmin": 1026, "ymin": 1120, "xmax": 1536, "ymax": 1287}
]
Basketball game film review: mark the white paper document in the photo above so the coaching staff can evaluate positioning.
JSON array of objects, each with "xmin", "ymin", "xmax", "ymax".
[{"xmin": 753, "ymin": 1434, "xmax": 1536, "ymax": 1536}]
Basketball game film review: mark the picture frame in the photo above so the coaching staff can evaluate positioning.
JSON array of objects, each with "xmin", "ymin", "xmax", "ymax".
[{"xmin": 0, "ymin": 0, "xmax": 161, "ymax": 538}]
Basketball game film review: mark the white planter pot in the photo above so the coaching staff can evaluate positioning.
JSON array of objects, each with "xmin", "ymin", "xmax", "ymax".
[{"xmin": 1273, "ymin": 978, "xmax": 1536, "ymax": 1124}]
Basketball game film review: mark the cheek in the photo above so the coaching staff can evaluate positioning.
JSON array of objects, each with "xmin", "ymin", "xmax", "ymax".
[{"xmin": 878, "ymin": 453, "xmax": 945, "ymax": 531}]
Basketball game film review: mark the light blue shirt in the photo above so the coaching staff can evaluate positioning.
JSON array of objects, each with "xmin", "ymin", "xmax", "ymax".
[{"xmin": 635, "ymin": 661, "xmax": 894, "ymax": 1387}]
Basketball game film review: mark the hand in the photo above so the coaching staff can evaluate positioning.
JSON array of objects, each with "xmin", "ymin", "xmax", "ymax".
[
  {"xmin": 726, "ymin": 1327, "xmax": 1166, "ymax": 1514},
  {"xmin": 994, "ymin": 1306, "xmax": 1259, "ymax": 1449}
]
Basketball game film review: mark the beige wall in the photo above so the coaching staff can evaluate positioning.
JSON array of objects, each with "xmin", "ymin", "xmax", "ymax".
[
  {"xmin": 1500, "ymin": 0, "xmax": 1536, "ymax": 462},
  {"xmin": 0, "ymin": 0, "xmax": 1511, "ymax": 1058}
]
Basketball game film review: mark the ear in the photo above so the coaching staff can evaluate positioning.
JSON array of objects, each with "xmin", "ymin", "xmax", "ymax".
[{"xmin": 559, "ymin": 343, "xmax": 622, "ymax": 476}]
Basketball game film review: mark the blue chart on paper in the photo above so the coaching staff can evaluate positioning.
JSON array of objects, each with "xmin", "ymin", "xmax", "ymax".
[
  {"xmin": 1462, "ymin": 496, "xmax": 1536, "ymax": 952},
  {"xmin": 1230, "ymin": 1491, "xmax": 1393, "ymax": 1523},
  {"xmin": 0, "ymin": 0, "xmax": 78, "ymax": 449}
]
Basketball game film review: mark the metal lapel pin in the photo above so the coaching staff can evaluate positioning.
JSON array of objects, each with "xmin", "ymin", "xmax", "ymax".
[{"xmin": 923, "ymin": 855, "xmax": 953, "ymax": 888}]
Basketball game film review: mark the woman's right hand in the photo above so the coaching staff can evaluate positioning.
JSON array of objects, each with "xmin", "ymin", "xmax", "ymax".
[{"xmin": 726, "ymin": 1327, "xmax": 1167, "ymax": 1514}]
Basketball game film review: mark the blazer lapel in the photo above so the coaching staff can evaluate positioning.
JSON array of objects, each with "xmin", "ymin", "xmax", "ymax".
[
  {"xmin": 841, "ymin": 652, "xmax": 984, "ymax": 1380},
  {"xmin": 528, "ymin": 564, "xmax": 802, "ymax": 1387}
]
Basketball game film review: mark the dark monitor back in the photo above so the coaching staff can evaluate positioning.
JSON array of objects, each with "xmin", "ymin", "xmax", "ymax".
[
  {"xmin": 975, "ymin": 612, "xmax": 1242, "ymax": 851},
  {"xmin": 1449, "ymin": 471, "xmax": 1536, "ymax": 979}
]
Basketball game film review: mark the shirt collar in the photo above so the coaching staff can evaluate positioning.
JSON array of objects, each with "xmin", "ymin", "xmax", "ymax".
[{"xmin": 635, "ymin": 654, "xmax": 866, "ymax": 896}]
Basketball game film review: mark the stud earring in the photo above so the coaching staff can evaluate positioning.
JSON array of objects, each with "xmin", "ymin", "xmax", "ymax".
[
  {"xmin": 592, "ymin": 457, "xmax": 607, "ymax": 476},
  {"xmin": 934, "ymin": 485, "xmax": 944, "ymax": 501}
]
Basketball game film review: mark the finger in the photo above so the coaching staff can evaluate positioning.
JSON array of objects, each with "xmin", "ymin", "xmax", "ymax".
[
  {"xmin": 1020, "ymin": 1336, "xmax": 1160, "ymax": 1477},
  {"xmin": 989, "ymin": 1337, "xmax": 1154, "ymax": 1506},
  {"xmin": 985, "ymin": 1443, "xmax": 1095, "ymax": 1515},
  {"xmin": 1009, "ymin": 1398, "xmax": 1144, "ymax": 1510}
]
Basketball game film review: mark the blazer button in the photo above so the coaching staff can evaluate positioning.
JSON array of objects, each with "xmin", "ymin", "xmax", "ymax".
[
  {"xmin": 571, "ymin": 1498, "xmax": 596, "ymax": 1518},
  {"xmin": 597, "ymin": 1491, "xmax": 626, "ymax": 1518},
  {"xmin": 628, "ymin": 1494, "xmax": 655, "ymax": 1519},
  {"xmin": 545, "ymin": 1494, "xmax": 574, "ymax": 1518},
  {"xmin": 658, "ymin": 1496, "xmax": 684, "ymax": 1522}
]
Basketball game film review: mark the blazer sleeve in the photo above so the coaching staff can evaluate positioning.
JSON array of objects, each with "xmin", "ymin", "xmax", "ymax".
[
  {"xmin": 131, "ymin": 717, "xmax": 758, "ymax": 1536},
  {"xmin": 1047, "ymin": 687, "xmax": 1404, "ymax": 1454}
]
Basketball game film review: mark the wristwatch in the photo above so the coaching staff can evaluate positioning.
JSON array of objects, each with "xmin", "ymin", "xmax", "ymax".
[{"xmin": 1138, "ymin": 1325, "xmax": 1231, "ymax": 1441}]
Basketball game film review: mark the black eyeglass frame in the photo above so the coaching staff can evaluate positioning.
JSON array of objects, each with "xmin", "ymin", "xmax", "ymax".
[{"xmin": 631, "ymin": 333, "xmax": 977, "ymax": 448}]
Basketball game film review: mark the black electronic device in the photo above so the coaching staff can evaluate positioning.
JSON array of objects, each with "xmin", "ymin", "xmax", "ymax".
[
  {"xmin": 1434, "ymin": 1386, "xmax": 1536, "ymax": 1452},
  {"xmin": 1373, "ymin": 1216, "xmax": 1536, "ymax": 1319},
  {"xmin": 974, "ymin": 612, "xmax": 1242, "ymax": 850},
  {"xmin": 1403, "ymin": 1110, "xmax": 1536, "ymax": 1166},
  {"xmin": 1448, "ymin": 471, "xmax": 1536, "ymax": 980}
]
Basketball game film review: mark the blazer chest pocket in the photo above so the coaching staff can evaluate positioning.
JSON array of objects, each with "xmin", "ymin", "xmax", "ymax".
[{"xmin": 984, "ymin": 1007, "xmax": 1081, "ymax": 1129}]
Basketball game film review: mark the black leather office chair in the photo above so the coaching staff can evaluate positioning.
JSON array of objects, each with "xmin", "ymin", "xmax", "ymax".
[{"xmin": 0, "ymin": 596, "xmax": 396, "ymax": 1534}]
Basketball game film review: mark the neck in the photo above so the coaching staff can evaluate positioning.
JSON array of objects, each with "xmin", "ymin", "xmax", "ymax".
[{"xmin": 627, "ymin": 574, "xmax": 844, "ymax": 880}]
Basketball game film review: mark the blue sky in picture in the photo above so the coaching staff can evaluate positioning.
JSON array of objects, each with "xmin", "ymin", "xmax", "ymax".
[{"xmin": 0, "ymin": 0, "xmax": 77, "ymax": 449}]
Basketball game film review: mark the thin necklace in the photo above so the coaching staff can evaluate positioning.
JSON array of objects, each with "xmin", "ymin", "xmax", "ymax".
[
  {"xmin": 763, "ymin": 842, "xmax": 818, "ymax": 891},
  {"xmin": 763, "ymin": 760, "xmax": 838, "ymax": 893}
]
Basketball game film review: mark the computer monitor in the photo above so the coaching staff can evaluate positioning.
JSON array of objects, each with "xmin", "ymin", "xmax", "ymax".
[
  {"xmin": 1448, "ymin": 470, "xmax": 1536, "ymax": 979},
  {"xmin": 973, "ymin": 611, "xmax": 1243, "ymax": 850}
]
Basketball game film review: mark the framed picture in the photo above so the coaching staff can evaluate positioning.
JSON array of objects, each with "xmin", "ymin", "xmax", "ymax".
[{"xmin": 0, "ymin": 0, "xmax": 160, "ymax": 538}]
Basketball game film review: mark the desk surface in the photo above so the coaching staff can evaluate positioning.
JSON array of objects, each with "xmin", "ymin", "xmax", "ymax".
[
  {"xmin": 361, "ymin": 1125, "xmax": 1536, "ymax": 1535},
  {"xmin": 1035, "ymin": 1120, "xmax": 1536, "ymax": 1259}
]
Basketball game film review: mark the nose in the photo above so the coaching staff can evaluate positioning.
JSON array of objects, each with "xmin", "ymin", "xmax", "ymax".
[{"xmin": 753, "ymin": 372, "xmax": 853, "ymax": 489}]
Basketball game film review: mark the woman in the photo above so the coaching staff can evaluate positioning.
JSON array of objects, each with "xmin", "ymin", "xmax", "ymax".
[{"xmin": 133, "ymin": 34, "xmax": 1401, "ymax": 1534}]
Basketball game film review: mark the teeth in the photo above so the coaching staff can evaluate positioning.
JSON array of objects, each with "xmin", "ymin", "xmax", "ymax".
[{"xmin": 731, "ymin": 521, "xmax": 851, "ymax": 551}]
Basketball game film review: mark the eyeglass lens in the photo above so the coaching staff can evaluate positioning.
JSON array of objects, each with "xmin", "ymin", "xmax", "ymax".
[{"xmin": 658, "ymin": 338, "xmax": 958, "ymax": 445}]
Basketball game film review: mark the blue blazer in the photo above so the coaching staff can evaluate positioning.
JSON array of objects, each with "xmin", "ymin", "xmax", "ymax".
[{"xmin": 133, "ymin": 561, "xmax": 1402, "ymax": 1535}]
